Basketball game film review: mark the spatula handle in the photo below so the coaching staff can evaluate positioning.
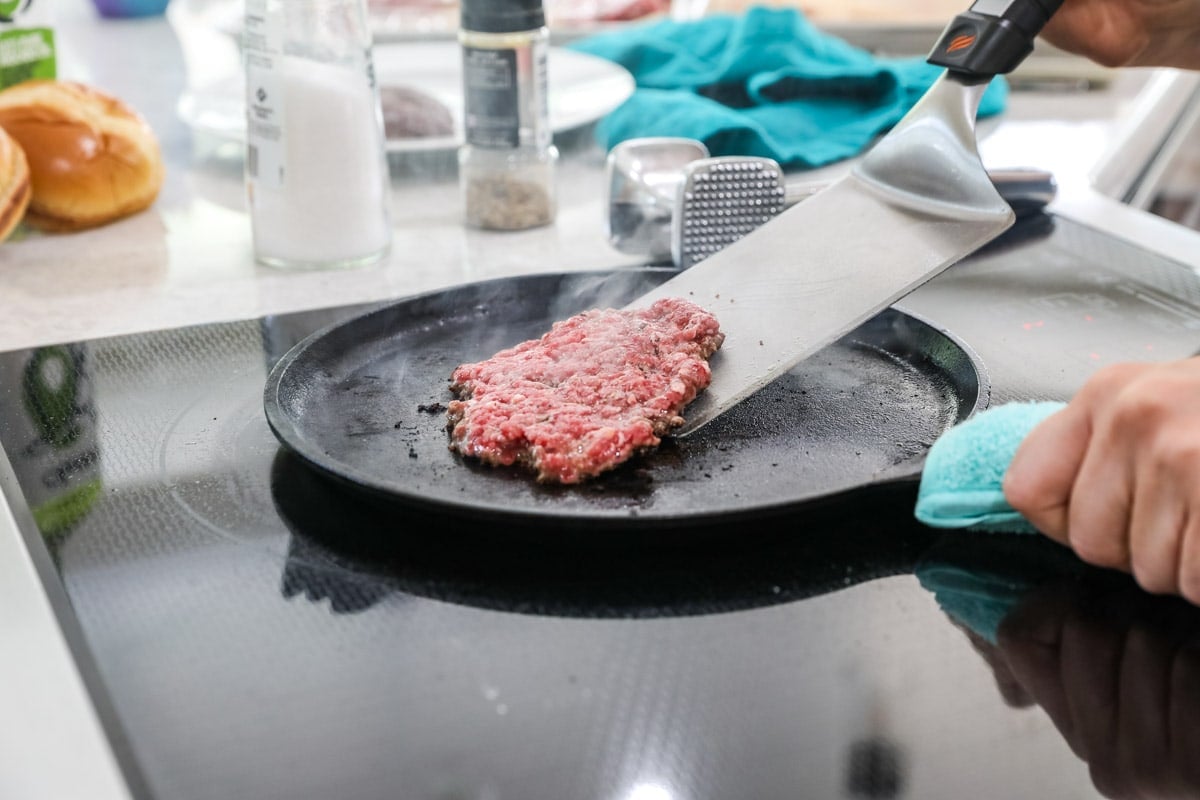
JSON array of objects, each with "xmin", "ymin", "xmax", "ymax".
[{"xmin": 927, "ymin": 0, "xmax": 1065, "ymax": 80}]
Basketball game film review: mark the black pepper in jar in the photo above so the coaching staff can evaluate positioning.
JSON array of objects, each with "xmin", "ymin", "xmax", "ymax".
[
  {"xmin": 465, "ymin": 174, "xmax": 553, "ymax": 230},
  {"xmin": 457, "ymin": 0, "xmax": 557, "ymax": 231}
]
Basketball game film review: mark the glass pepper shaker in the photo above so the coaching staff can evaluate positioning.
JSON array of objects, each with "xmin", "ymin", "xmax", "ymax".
[{"xmin": 458, "ymin": 0, "xmax": 557, "ymax": 231}]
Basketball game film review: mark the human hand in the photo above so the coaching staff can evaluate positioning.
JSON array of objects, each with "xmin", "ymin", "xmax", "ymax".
[
  {"xmin": 983, "ymin": 581, "xmax": 1200, "ymax": 799},
  {"xmin": 1038, "ymin": 0, "xmax": 1200, "ymax": 69},
  {"xmin": 1004, "ymin": 358, "xmax": 1200, "ymax": 603}
]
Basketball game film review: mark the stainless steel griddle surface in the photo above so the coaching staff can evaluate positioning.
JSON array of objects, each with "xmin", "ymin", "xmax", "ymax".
[{"xmin": 6, "ymin": 215, "xmax": 1200, "ymax": 800}]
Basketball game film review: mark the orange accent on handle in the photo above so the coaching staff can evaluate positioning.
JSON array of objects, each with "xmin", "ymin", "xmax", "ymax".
[{"xmin": 946, "ymin": 34, "xmax": 976, "ymax": 53}]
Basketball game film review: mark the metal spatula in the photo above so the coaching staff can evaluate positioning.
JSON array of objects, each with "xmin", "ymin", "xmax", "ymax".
[
  {"xmin": 669, "ymin": 157, "xmax": 1055, "ymax": 269},
  {"xmin": 625, "ymin": 0, "xmax": 1064, "ymax": 436}
]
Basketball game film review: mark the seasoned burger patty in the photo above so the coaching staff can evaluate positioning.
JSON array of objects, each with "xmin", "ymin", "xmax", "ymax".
[{"xmin": 446, "ymin": 297, "xmax": 724, "ymax": 484}]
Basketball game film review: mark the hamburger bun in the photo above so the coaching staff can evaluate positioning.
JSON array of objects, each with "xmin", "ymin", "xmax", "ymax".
[
  {"xmin": 0, "ymin": 80, "xmax": 164, "ymax": 231},
  {"xmin": 0, "ymin": 125, "xmax": 30, "ymax": 242}
]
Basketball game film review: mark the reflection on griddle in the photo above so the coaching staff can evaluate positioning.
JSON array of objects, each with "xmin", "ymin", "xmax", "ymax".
[
  {"xmin": 280, "ymin": 536, "xmax": 393, "ymax": 614},
  {"xmin": 269, "ymin": 449, "xmax": 942, "ymax": 619},
  {"xmin": 0, "ymin": 344, "xmax": 103, "ymax": 566},
  {"xmin": 918, "ymin": 534, "xmax": 1200, "ymax": 800}
]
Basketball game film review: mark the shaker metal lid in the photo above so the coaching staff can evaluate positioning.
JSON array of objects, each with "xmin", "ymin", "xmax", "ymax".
[{"xmin": 460, "ymin": 0, "xmax": 545, "ymax": 33}]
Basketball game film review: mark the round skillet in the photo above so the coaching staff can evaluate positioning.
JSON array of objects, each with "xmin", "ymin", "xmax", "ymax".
[{"xmin": 263, "ymin": 268, "xmax": 989, "ymax": 534}]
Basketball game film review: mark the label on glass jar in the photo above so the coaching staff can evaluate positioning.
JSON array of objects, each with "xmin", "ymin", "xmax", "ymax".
[
  {"xmin": 244, "ymin": 0, "xmax": 286, "ymax": 189},
  {"xmin": 0, "ymin": 0, "xmax": 56, "ymax": 90},
  {"xmin": 463, "ymin": 46, "xmax": 519, "ymax": 148}
]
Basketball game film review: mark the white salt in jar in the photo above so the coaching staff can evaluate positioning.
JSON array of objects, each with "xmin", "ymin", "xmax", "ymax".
[{"xmin": 243, "ymin": 0, "xmax": 392, "ymax": 269}]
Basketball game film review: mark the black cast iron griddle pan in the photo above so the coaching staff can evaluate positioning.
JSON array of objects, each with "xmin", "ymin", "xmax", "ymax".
[{"xmin": 263, "ymin": 268, "xmax": 990, "ymax": 533}]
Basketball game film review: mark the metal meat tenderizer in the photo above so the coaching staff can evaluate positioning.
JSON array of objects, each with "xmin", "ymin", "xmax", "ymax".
[{"xmin": 673, "ymin": 157, "xmax": 788, "ymax": 270}]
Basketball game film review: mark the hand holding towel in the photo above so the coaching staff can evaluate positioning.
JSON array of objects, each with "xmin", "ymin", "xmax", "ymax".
[{"xmin": 915, "ymin": 401, "xmax": 1065, "ymax": 534}]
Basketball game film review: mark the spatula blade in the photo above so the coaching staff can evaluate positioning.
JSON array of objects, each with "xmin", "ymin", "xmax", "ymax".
[
  {"xmin": 627, "ymin": 176, "xmax": 1009, "ymax": 436},
  {"xmin": 625, "ymin": 76, "xmax": 1016, "ymax": 437},
  {"xmin": 621, "ymin": 0, "xmax": 1069, "ymax": 435}
]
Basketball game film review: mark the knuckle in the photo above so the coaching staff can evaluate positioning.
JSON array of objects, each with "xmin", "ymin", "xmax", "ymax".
[
  {"xmin": 1089, "ymin": 44, "xmax": 1139, "ymax": 69},
  {"xmin": 1083, "ymin": 362, "xmax": 1144, "ymax": 397},
  {"xmin": 1101, "ymin": 360, "xmax": 1200, "ymax": 428},
  {"xmin": 1001, "ymin": 471, "xmax": 1037, "ymax": 513},
  {"xmin": 1153, "ymin": 435, "xmax": 1200, "ymax": 473},
  {"xmin": 1068, "ymin": 30, "xmax": 1151, "ymax": 69},
  {"xmin": 1003, "ymin": 486, "xmax": 1066, "ymax": 539},
  {"xmin": 1104, "ymin": 33, "xmax": 1153, "ymax": 68},
  {"xmin": 1109, "ymin": 386, "xmax": 1171, "ymax": 431},
  {"xmin": 1179, "ymin": 548, "xmax": 1200, "ymax": 603},
  {"xmin": 1068, "ymin": 529, "xmax": 1128, "ymax": 570},
  {"xmin": 1131, "ymin": 553, "xmax": 1176, "ymax": 596}
]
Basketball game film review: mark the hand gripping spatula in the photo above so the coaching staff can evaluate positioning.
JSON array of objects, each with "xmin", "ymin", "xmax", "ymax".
[{"xmin": 625, "ymin": 0, "xmax": 1064, "ymax": 436}]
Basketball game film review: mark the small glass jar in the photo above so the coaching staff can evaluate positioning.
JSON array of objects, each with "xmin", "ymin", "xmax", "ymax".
[
  {"xmin": 243, "ymin": 0, "xmax": 392, "ymax": 269},
  {"xmin": 458, "ymin": 0, "xmax": 558, "ymax": 231}
]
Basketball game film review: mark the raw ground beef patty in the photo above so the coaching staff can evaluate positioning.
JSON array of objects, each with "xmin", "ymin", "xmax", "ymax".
[{"xmin": 446, "ymin": 297, "xmax": 724, "ymax": 484}]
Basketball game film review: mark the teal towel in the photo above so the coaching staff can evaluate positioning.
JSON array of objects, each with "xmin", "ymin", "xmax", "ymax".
[
  {"xmin": 915, "ymin": 537, "xmax": 1084, "ymax": 644},
  {"xmin": 915, "ymin": 561, "xmax": 1033, "ymax": 644},
  {"xmin": 915, "ymin": 401, "xmax": 1066, "ymax": 533},
  {"xmin": 915, "ymin": 401, "xmax": 1076, "ymax": 642},
  {"xmin": 568, "ymin": 7, "xmax": 1009, "ymax": 169}
]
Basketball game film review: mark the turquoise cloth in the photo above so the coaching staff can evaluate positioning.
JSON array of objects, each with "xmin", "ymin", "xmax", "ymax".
[
  {"xmin": 915, "ymin": 561, "xmax": 1033, "ymax": 644},
  {"xmin": 913, "ymin": 401, "xmax": 1084, "ymax": 642},
  {"xmin": 915, "ymin": 537, "xmax": 1084, "ymax": 644},
  {"xmin": 568, "ymin": 7, "xmax": 1009, "ymax": 169},
  {"xmin": 915, "ymin": 401, "xmax": 1065, "ymax": 533}
]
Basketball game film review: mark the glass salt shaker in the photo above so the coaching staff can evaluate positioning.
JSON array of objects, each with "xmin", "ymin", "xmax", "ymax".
[
  {"xmin": 243, "ymin": 0, "xmax": 392, "ymax": 269},
  {"xmin": 458, "ymin": 0, "xmax": 558, "ymax": 231}
]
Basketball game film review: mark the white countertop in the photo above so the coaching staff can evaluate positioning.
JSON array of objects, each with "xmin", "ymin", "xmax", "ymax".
[{"xmin": 2, "ymin": 0, "xmax": 1197, "ymax": 353}]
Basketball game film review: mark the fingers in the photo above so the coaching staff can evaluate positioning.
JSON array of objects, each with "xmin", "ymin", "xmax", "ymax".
[
  {"xmin": 1114, "ymin": 627, "xmax": 1175, "ymax": 793},
  {"xmin": 1127, "ymin": 457, "xmax": 1186, "ymax": 597},
  {"xmin": 1036, "ymin": 0, "xmax": 1200, "ymax": 71},
  {"xmin": 1005, "ymin": 361, "xmax": 1200, "ymax": 595},
  {"xmin": 998, "ymin": 582, "xmax": 1200, "ymax": 799},
  {"xmin": 996, "ymin": 588, "xmax": 1079, "ymax": 748},
  {"xmin": 960, "ymin": 626, "xmax": 1035, "ymax": 708},
  {"xmin": 1003, "ymin": 363, "xmax": 1140, "ymax": 557},
  {"xmin": 1168, "ymin": 645, "xmax": 1200, "ymax": 790},
  {"xmin": 1003, "ymin": 404, "xmax": 1091, "ymax": 543},
  {"xmin": 1057, "ymin": 604, "xmax": 1122, "ymax": 769},
  {"xmin": 1004, "ymin": 359, "xmax": 1200, "ymax": 603},
  {"xmin": 1061, "ymin": 412, "xmax": 1133, "ymax": 572},
  {"xmin": 1121, "ymin": 381, "xmax": 1200, "ymax": 601},
  {"xmin": 1179, "ymin": 516, "xmax": 1200, "ymax": 605},
  {"xmin": 1038, "ymin": 2, "xmax": 1150, "ymax": 68}
]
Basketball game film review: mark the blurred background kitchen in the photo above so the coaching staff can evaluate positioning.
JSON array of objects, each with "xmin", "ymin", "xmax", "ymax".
[{"xmin": 6, "ymin": 0, "xmax": 1198, "ymax": 349}]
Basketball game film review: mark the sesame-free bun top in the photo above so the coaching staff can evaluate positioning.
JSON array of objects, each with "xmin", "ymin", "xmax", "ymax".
[
  {"xmin": 0, "ymin": 125, "xmax": 30, "ymax": 242},
  {"xmin": 0, "ymin": 80, "xmax": 164, "ymax": 231}
]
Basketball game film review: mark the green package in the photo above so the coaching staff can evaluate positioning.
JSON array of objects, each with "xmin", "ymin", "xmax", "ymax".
[{"xmin": 0, "ymin": 0, "xmax": 55, "ymax": 89}]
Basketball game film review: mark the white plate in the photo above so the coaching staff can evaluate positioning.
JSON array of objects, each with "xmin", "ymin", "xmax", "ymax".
[
  {"xmin": 189, "ymin": 0, "xmax": 665, "ymax": 45},
  {"xmin": 178, "ymin": 42, "xmax": 635, "ymax": 154}
]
